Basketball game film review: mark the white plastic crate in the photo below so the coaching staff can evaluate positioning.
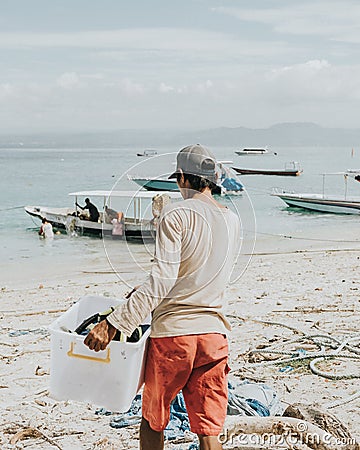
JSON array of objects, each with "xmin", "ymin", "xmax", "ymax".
[{"xmin": 49, "ymin": 295, "xmax": 150, "ymax": 412}]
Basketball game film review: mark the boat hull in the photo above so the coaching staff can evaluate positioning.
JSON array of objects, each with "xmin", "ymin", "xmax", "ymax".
[
  {"xmin": 273, "ymin": 194, "xmax": 360, "ymax": 215},
  {"xmin": 235, "ymin": 149, "xmax": 268, "ymax": 155},
  {"xmin": 130, "ymin": 177, "xmax": 244, "ymax": 195},
  {"xmin": 25, "ymin": 206, "xmax": 73, "ymax": 230},
  {"xmin": 233, "ymin": 167, "xmax": 301, "ymax": 176},
  {"xmin": 136, "ymin": 151, "xmax": 158, "ymax": 157},
  {"xmin": 25, "ymin": 206, "xmax": 155, "ymax": 240},
  {"xmin": 132, "ymin": 178, "xmax": 179, "ymax": 191}
]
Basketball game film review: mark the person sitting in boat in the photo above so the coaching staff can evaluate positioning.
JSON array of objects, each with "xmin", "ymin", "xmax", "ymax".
[
  {"xmin": 104, "ymin": 205, "xmax": 118, "ymax": 224},
  {"xmin": 111, "ymin": 211, "xmax": 124, "ymax": 238},
  {"xmin": 76, "ymin": 198, "xmax": 100, "ymax": 222},
  {"xmin": 39, "ymin": 218, "xmax": 54, "ymax": 239}
]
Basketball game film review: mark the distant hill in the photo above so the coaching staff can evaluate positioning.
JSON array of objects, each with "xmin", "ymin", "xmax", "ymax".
[
  {"xmin": 178, "ymin": 123, "xmax": 360, "ymax": 147},
  {"xmin": 1, "ymin": 122, "xmax": 360, "ymax": 148}
]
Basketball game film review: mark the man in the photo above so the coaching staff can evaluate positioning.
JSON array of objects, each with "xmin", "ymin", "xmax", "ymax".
[
  {"xmin": 76, "ymin": 198, "xmax": 100, "ymax": 222},
  {"xmin": 84, "ymin": 144, "xmax": 241, "ymax": 450},
  {"xmin": 104, "ymin": 205, "xmax": 119, "ymax": 223},
  {"xmin": 111, "ymin": 211, "xmax": 124, "ymax": 238},
  {"xmin": 38, "ymin": 217, "xmax": 54, "ymax": 239}
]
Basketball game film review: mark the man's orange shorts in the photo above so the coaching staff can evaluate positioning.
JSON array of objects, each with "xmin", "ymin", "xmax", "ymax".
[{"xmin": 142, "ymin": 333, "xmax": 229, "ymax": 436}]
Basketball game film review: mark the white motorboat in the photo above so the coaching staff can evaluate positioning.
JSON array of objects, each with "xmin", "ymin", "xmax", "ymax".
[
  {"xmin": 272, "ymin": 191, "xmax": 360, "ymax": 214},
  {"xmin": 25, "ymin": 190, "xmax": 182, "ymax": 239},
  {"xmin": 136, "ymin": 149, "xmax": 158, "ymax": 157},
  {"xmin": 272, "ymin": 172, "xmax": 360, "ymax": 214},
  {"xmin": 235, "ymin": 148, "xmax": 269, "ymax": 156},
  {"xmin": 128, "ymin": 176, "xmax": 179, "ymax": 192},
  {"xmin": 128, "ymin": 165, "xmax": 245, "ymax": 195}
]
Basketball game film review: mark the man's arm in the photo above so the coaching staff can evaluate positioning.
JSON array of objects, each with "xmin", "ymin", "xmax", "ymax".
[{"xmin": 84, "ymin": 208, "xmax": 182, "ymax": 351}]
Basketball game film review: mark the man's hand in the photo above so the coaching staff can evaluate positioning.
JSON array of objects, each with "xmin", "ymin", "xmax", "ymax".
[{"xmin": 84, "ymin": 319, "xmax": 117, "ymax": 352}]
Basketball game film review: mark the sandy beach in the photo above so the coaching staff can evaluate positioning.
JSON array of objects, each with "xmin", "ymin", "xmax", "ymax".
[
  {"xmin": 3, "ymin": 0, "xmax": 360, "ymax": 447},
  {"xmin": 1, "ymin": 240, "xmax": 359, "ymax": 449}
]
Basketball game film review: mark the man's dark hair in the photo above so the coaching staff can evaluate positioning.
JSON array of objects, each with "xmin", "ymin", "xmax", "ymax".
[{"xmin": 176, "ymin": 172, "xmax": 217, "ymax": 192}]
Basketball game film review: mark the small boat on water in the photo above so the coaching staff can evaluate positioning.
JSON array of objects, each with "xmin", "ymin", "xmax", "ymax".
[
  {"xmin": 128, "ymin": 177, "xmax": 179, "ymax": 192},
  {"xmin": 233, "ymin": 161, "xmax": 302, "ymax": 177},
  {"xmin": 136, "ymin": 149, "xmax": 158, "ymax": 157},
  {"xmin": 235, "ymin": 148, "xmax": 269, "ymax": 156},
  {"xmin": 25, "ymin": 190, "xmax": 182, "ymax": 239},
  {"xmin": 272, "ymin": 191, "xmax": 360, "ymax": 214},
  {"xmin": 272, "ymin": 172, "xmax": 360, "ymax": 214},
  {"xmin": 128, "ymin": 174, "xmax": 244, "ymax": 195},
  {"xmin": 345, "ymin": 169, "xmax": 360, "ymax": 182}
]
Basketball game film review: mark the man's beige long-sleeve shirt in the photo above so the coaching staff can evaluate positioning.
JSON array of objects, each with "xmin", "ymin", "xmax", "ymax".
[{"xmin": 107, "ymin": 197, "xmax": 241, "ymax": 337}]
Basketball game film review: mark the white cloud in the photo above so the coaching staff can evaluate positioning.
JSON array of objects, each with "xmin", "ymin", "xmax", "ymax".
[
  {"xmin": 265, "ymin": 60, "xmax": 360, "ymax": 103},
  {"xmin": 0, "ymin": 28, "xmax": 292, "ymax": 59},
  {"xmin": 159, "ymin": 82, "xmax": 174, "ymax": 93},
  {"xmin": 1, "ymin": 61, "xmax": 360, "ymax": 131},
  {"xmin": 158, "ymin": 80, "xmax": 213, "ymax": 94},
  {"xmin": 82, "ymin": 73, "xmax": 104, "ymax": 80},
  {"xmin": 56, "ymin": 72, "xmax": 82, "ymax": 89},
  {"xmin": 271, "ymin": 60, "xmax": 330, "ymax": 77},
  {"xmin": 1, "ymin": 3, "xmax": 360, "ymax": 132},
  {"xmin": 0, "ymin": 83, "xmax": 14, "ymax": 99},
  {"xmin": 195, "ymin": 80, "xmax": 213, "ymax": 92},
  {"xmin": 213, "ymin": 2, "xmax": 360, "ymax": 41},
  {"xmin": 0, "ymin": 29, "xmax": 235, "ymax": 51},
  {"xmin": 118, "ymin": 79, "xmax": 145, "ymax": 95}
]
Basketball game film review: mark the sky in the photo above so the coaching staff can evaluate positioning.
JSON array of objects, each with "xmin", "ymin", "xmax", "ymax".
[{"xmin": 1, "ymin": 0, "xmax": 360, "ymax": 133}]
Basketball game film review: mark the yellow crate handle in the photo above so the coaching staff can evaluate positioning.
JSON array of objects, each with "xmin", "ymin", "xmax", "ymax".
[{"xmin": 67, "ymin": 342, "xmax": 111, "ymax": 363}]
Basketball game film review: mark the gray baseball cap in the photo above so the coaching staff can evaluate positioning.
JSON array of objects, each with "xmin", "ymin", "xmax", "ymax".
[{"xmin": 168, "ymin": 144, "xmax": 217, "ymax": 182}]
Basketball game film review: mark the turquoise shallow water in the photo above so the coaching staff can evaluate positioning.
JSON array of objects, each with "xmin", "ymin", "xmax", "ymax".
[{"xmin": 1, "ymin": 145, "xmax": 360, "ymax": 286}]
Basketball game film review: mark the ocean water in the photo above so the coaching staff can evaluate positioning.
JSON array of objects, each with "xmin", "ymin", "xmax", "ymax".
[{"xmin": 1, "ymin": 145, "xmax": 360, "ymax": 287}]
